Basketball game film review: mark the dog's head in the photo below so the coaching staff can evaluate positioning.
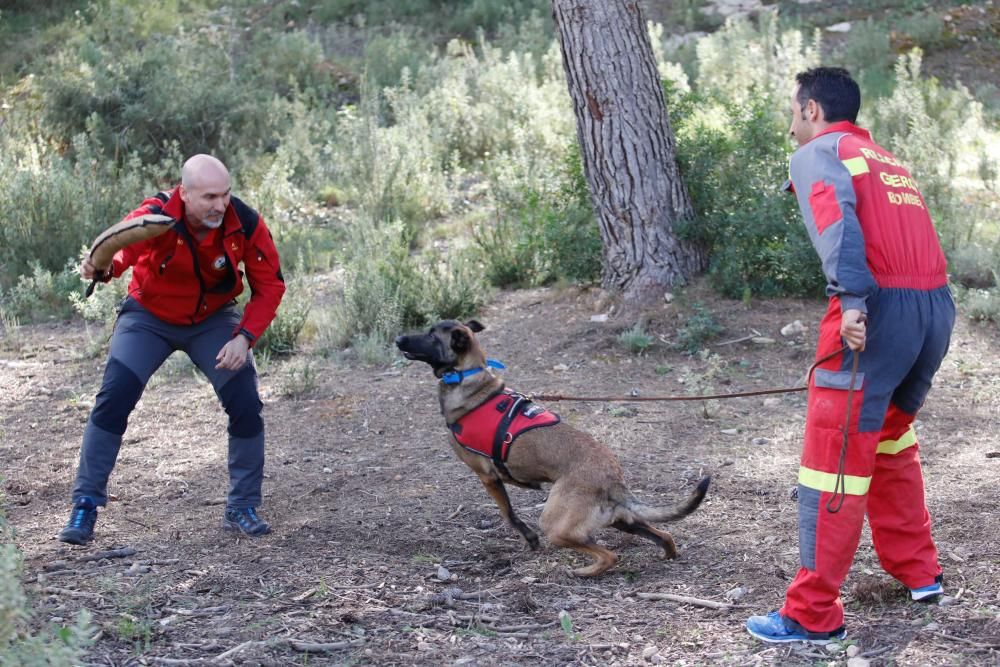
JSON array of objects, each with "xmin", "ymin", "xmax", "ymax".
[{"xmin": 395, "ymin": 319, "xmax": 486, "ymax": 378}]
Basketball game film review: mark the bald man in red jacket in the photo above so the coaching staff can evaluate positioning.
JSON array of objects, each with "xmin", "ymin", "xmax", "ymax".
[{"xmin": 59, "ymin": 154, "xmax": 285, "ymax": 544}]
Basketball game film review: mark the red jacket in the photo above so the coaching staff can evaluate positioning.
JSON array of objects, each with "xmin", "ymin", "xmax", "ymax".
[
  {"xmin": 107, "ymin": 188, "xmax": 285, "ymax": 342},
  {"xmin": 787, "ymin": 121, "xmax": 947, "ymax": 313}
]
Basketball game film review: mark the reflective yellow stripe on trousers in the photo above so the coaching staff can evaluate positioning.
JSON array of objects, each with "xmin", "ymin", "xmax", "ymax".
[
  {"xmin": 876, "ymin": 425, "xmax": 917, "ymax": 455},
  {"xmin": 798, "ymin": 426, "xmax": 917, "ymax": 495},
  {"xmin": 798, "ymin": 467, "xmax": 871, "ymax": 496}
]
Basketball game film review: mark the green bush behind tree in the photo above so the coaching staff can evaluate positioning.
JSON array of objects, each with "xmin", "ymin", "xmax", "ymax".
[{"xmin": 1, "ymin": 1, "xmax": 997, "ymax": 339}]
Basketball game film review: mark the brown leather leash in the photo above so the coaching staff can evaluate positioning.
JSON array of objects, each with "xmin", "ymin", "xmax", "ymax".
[
  {"xmin": 529, "ymin": 345, "xmax": 849, "ymax": 404},
  {"xmin": 528, "ymin": 343, "xmax": 861, "ymax": 515}
]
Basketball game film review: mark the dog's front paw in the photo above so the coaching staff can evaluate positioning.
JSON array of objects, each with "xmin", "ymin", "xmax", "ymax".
[{"xmin": 525, "ymin": 530, "xmax": 540, "ymax": 550}]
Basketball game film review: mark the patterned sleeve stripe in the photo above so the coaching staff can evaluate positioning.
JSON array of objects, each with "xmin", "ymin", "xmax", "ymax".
[{"xmin": 841, "ymin": 156, "xmax": 870, "ymax": 176}]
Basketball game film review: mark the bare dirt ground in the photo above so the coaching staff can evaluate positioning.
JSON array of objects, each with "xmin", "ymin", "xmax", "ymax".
[{"xmin": 3, "ymin": 283, "xmax": 1000, "ymax": 666}]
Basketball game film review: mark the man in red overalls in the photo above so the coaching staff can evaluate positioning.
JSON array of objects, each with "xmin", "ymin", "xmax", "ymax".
[{"xmin": 747, "ymin": 67, "xmax": 955, "ymax": 643}]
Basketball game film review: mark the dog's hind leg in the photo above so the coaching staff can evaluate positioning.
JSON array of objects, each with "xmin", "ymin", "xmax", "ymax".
[
  {"xmin": 611, "ymin": 520, "xmax": 678, "ymax": 560},
  {"xmin": 475, "ymin": 473, "xmax": 540, "ymax": 550},
  {"xmin": 540, "ymin": 483, "xmax": 618, "ymax": 577}
]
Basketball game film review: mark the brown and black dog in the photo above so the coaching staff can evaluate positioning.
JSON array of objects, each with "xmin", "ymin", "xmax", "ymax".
[{"xmin": 395, "ymin": 319, "xmax": 709, "ymax": 577}]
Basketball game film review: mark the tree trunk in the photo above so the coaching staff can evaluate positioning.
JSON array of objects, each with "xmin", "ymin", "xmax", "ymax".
[{"xmin": 551, "ymin": 0, "xmax": 705, "ymax": 303}]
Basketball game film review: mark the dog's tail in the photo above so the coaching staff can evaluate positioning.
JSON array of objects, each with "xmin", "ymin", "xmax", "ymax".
[{"xmin": 623, "ymin": 476, "xmax": 710, "ymax": 523}]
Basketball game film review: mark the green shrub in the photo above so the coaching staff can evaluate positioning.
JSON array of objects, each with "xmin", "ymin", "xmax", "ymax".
[
  {"xmin": 672, "ymin": 89, "xmax": 823, "ymax": 299},
  {"xmin": 834, "ymin": 19, "xmax": 895, "ymax": 100},
  {"xmin": 0, "ymin": 260, "xmax": 81, "ymax": 323},
  {"xmin": 617, "ymin": 321, "xmax": 654, "ymax": 355},
  {"xmin": 962, "ymin": 287, "xmax": 1000, "ymax": 324},
  {"xmin": 332, "ymin": 220, "xmax": 489, "ymax": 354},
  {"xmin": 868, "ymin": 51, "xmax": 1000, "ymax": 255},
  {"xmin": 694, "ymin": 10, "xmax": 819, "ymax": 109},
  {"xmin": 254, "ymin": 276, "xmax": 313, "ymax": 356},
  {"xmin": 299, "ymin": 0, "xmax": 549, "ymax": 38},
  {"xmin": 1, "ymin": 493, "xmax": 92, "ymax": 663},
  {"xmin": 673, "ymin": 304, "xmax": 724, "ymax": 354},
  {"xmin": 476, "ymin": 143, "xmax": 600, "ymax": 288},
  {"xmin": 70, "ymin": 268, "xmax": 130, "ymax": 325},
  {"xmin": 0, "ymin": 131, "xmax": 150, "ymax": 287},
  {"xmin": 948, "ymin": 244, "xmax": 997, "ymax": 289}
]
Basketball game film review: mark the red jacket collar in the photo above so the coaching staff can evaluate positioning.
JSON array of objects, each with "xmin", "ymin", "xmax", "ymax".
[
  {"xmin": 809, "ymin": 120, "xmax": 872, "ymax": 144},
  {"xmin": 160, "ymin": 187, "xmax": 242, "ymax": 235}
]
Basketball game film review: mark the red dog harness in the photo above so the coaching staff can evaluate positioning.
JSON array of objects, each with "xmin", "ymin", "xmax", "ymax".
[{"xmin": 448, "ymin": 390, "xmax": 560, "ymax": 476}]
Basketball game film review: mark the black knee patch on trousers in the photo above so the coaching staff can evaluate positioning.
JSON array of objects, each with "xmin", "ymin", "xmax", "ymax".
[
  {"xmin": 91, "ymin": 357, "xmax": 145, "ymax": 436},
  {"xmin": 218, "ymin": 365, "xmax": 264, "ymax": 438}
]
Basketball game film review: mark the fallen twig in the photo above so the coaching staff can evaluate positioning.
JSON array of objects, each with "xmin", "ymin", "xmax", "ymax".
[
  {"xmin": 861, "ymin": 646, "xmax": 894, "ymax": 659},
  {"xmin": 447, "ymin": 504, "xmax": 464, "ymax": 519},
  {"xmin": 635, "ymin": 592, "xmax": 738, "ymax": 609},
  {"xmin": 288, "ymin": 638, "xmax": 365, "ymax": 652},
  {"xmin": 714, "ymin": 329, "xmax": 762, "ymax": 347},
  {"xmin": 928, "ymin": 631, "xmax": 1000, "ymax": 650},
  {"xmin": 488, "ymin": 621, "xmax": 558, "ymax": 633},
  {"xmin": 42, "ymin": 586, "xmax": 102, "ymax": 600},
  {"xmin": 164, "ymin": 605, "xmax": 229, "ymax": 617},
  {"xmin": 77, "ymin": 547, "xmax": 136, "ymax": 563},
  {"xmin": 213, "ymin": 639, "xmax": 257, "ymax": 662}
]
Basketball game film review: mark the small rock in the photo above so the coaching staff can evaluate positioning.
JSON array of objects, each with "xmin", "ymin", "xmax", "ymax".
[
  {"xmin": 938, "ymin": 595, "xmax": 958, "ymax": 606},
  {"xmin": 923, "ymin": 622, "xmax": 940, "ymax": 632},
  {"xmin": 393, "ymin": 474, "xmax": 402, "ymax": 481},
  {"xmin": 763, "ymin": 397, "xmax": 781, "ymax": 408},
  {"xmin": 553, "ymin": 363, "xmax": 569, "ymax": 371},
  {"xmin": 725, "ymin": 586, "xmax": 747, "ymax": 601},
  {"xmin": 323, "ymin": 467, "xmax": 332, "ymax": 474},
  {"xmin": 826, "ymin": 21, "xmax": 852, "ymax": 32},
  {"xmin": 824, "ymin": 642, "xmax": 843, "ymax": 653},
  {"xmin": 846, "ymin": 644, "xmax": 861, "ymax": 657},
  {"xmin": 720, "ymin": 428, "xmax": 739, "ymax": 435},
  {"xmin": 590, "ymin": 313, "xmax": 609, "ymax": 323},
  {"xmin": 436, "ymin": 566, "xmax": 451, "ymax": 581},
  {"xmin": 650, "ymin": 655, "xmax": 663, "ymax": 665},
  {"xmin": 641, "ymin": 645, "xmax": 659, "ymax": 659},
  {"xmin": 780, "ymin": 320, "xmax": 807, "ymax": 336},
  {"xmin": 663, "ymin": 292, "xmax": 674, "ymax": 304},
  {"xmin": 847, "ymin": 658, "xmax": 870, "ymax": 667},
  {"xmin": 751, "ymin": 437, "xmax": 771, "ymax": 446},
  {"xmin": 751, "ymin": 337, "xmax": 776, "ymax": 345}
]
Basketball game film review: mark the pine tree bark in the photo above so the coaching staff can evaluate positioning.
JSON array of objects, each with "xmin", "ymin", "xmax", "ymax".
[{"xmin": 552, "ymin": 0, "xmax": 705, "ymax": 303}]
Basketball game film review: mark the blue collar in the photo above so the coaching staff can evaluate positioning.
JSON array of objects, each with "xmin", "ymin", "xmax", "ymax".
[{"xmin": 441, "ymin": 359, "xmax": 506, "ymax": 385}]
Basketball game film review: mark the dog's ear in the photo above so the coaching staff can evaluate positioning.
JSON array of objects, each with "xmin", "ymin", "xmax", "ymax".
[
  {"xmin": 465, "ymin": 319, "xmax": 485, "ymax": 333},
  {"xmin": 451, "ymin": 328, "xmax": 471, "ymax": 353}
]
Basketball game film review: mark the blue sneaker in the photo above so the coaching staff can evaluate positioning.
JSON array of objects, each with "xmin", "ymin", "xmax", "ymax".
[
  {"xmin": 746, "ymin": 611, "xmax": 846, "ymax": 644},
  {"xmin": 222, "ymin": 506, "xmax": 271, "ymax": 537},
  {"xmin": 58, "ymin": 497, "xmax": 98, "ymax": 545},
  {"xmin": 911, "ymin": 574, "xmax": 944, "ymax": 602}
]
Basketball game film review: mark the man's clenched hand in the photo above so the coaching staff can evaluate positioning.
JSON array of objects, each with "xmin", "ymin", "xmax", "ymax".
[
  {"xmin": 216, "ymin": 334, "xmax": 251, "ymax": 371},
  {"xmin": 840, "ymin": 309, "xmax": 867, "ymax": 352}
]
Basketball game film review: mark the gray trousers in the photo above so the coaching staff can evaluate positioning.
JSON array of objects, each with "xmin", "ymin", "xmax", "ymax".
[{"xmin": 71, "ymin": 297, "xmax": 265, "ymax": 509}]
